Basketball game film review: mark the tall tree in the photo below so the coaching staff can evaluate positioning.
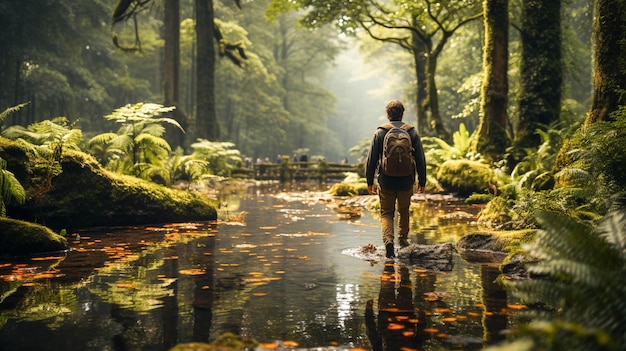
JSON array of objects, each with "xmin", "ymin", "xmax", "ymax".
[
  {"xmin": 586, "ymin": 0, "xmax": 626, "ymax": 125},
  {"xmin": 516, "ymin": 0, "xmax": 562, "ymax": 149},
  {"xmin": 195, "ymin": 0, "xmax": 219, "ymax": 141},
  {"xmin": 164, "ymin": 0, "xmax": 188, "ymax": 149},
  {"xmin": 472, "ymin": 0, "xmax": 510, "ymax": 162},
  {"xmin": 267, "ymin": 0, "xmax": 482, "ymax": 141}
]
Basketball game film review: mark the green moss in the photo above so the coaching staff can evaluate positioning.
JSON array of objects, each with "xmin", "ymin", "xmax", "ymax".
[
  {"xmin": 328, "ymin": 182, "xmax": 369, "ymax": 196},
  {"xmin": 169, "ymin": 332, "xmax": 257, "ymax": 351},
  {"xmin": 498, "ymin": 229, "xmax": 536, "ymax": 260},
  {"xmin": 329, "ymin": 183, "xmax": 357, "ymax": 196},
  {"xmin": 0, "ymin": 217, "xmax": 68, "ymax": 257},
  {"xmin": 437, "ymin": 159, "xmax": 496, "ymax": 196},
  {"xmin": 2, "ymin": 139, "xmax": 217, "ymax": 231},
  {"xmin": 477, "ymin": 196, "xmax": 515, "ymax": 226},
  {"xmin": 465, "ymin": 193, "xmax": 493, "ymax": 204}
]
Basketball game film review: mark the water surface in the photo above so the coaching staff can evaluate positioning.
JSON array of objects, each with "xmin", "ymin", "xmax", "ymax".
[{"xmin": 0, "ymin": 185, "xmax": 523, "ymax": 350}]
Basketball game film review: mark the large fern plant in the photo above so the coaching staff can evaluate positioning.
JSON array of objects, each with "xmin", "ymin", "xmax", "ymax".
[
  {"xmin": 87, "ymin": 103, "xmax": 182, "ymax": 183},
  {"xmin": 0, "ymin": 157, "xmax": 26, "ymax": 217},
  {"xmin": 505, "ymin": 210, "xmax": 626, "ymax": 351}
]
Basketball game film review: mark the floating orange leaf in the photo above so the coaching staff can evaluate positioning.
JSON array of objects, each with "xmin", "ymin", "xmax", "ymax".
[
  {"xmin": 257, "ymin": 343, "xmax": 278, "ymax": 350},
  {"xmin": 467, "ymin": 312, "xmax": 480, "ymax": 317},
  {"xmin": 252, "ymin": 292, "xmax": 267, "ymax": 297},
  {"xmin": 434, "ymin": 307, "xmax": 452, "ymax": 314},
  {"xmin": 260, "ymin": 226, "xmax": 277, "ymax": 230},
  {"xmin": 33, "ymin": 273, "xmax": 55, "ymax": 279},
  {"xmin": 436, "ymin": 333, "xmax": 450, "ymax": 339},
  {"xmin": 387, "ymin": 323, "xmax": 405, "ymax": 330},
  {"xmin": 116, "ymin": 283, "xmax": 136, "ymax": 289},
  {"xmin": 423, "ymin": 327, "xmax": 439, "ymax": 333},
  {"xmin": 350, "ymin": 348, "xmax": 368, "ymax": 351},
  {"xmin": 179, "ymin": 269, "xmax": 206, "ymax": 275},
  {"xmin": 31, "ymin": 256, "xmax": 63, "ymax": 261},
  {"xmin": 281, "ymin": 340, "xmax": 299, "ymax": 347},
  {"xmin": 402, "ymin": 331, "xmax": 415, "ymax": 337},
  {"xmin": 442, "ymin": 317, "xmax": 457, "ymax": 323},
  {"xmin": 507, "ymin": 303, "xmax": 527, "ymax": 310}
]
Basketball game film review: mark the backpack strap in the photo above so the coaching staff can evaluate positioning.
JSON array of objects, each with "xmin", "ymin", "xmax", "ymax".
[{"xmin": 378, "ymin": 122, "xmax": 414, "ymax": 131}]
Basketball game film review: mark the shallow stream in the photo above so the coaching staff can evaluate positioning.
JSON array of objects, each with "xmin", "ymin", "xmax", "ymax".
[{"xmin": 0, "ymin": 183, "xmax": 524, "ymax": 350}]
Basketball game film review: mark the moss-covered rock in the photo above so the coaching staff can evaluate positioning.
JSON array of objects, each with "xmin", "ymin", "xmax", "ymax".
[
  {"xmin": 0, "ymin": 217, "xmax": 68, "ymax": 257},
  {"xmin": 2, "ymin": 139, "xmax": 217, "ymax": 231},
  {"xmin": 436, "ymin": 160, "xmax": 496, "ymax": 196}
]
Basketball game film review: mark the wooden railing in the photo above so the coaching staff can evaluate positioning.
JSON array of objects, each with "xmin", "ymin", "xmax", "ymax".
[{"xmin": 231, "ymin": 162, "xmax": 360, "ymax": 182}]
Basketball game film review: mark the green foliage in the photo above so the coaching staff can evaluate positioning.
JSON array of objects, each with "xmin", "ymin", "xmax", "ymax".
[
  {"xmin": 507, "ymin": 126, "xmax": 563, "ymax": 191},
  {"xmin": 0, "ymin": 103, "xmax": 30, "ymax": 130},
  {"xmin": 506, "ymin": 210, "xmax": 626, "ymax": 350},
  {"xmin": 166, "ymin": 147, "xmax": 210, "ymax": 185},
  {"xmin": 437, "ymin": 159, "xmax": 495, "ymax": 196},
  {"xmin": 0, "ymin": 217, "xmax": 68, "ymax": 257},
  {"xmin": 561, "ymin": 107, "xmax": 626, "ymax": 194},
  {"xmin": 348, "ymin": 138, "xmax": 370, "ymax": 164},
  {"xmin": 1, "ymin": 117, "xmax": 83, "ymax": 191},
  {"xmin": 87, "ymin": 103, "xmax": 181, "ymax": 184},
  {"xmin": 0, "ymin": 158, "xmax": 26, "ymax": 217},
  {"xmin": 422, "ymin": 123, "xmax": 479, "ymax": 166},
  {"xmin": 329, "ymin": 183, "xmax": 357, "ymax": 196},
  {"xmin": 189, "ymin": 139, "xmax": 243, "ymax": 177}
]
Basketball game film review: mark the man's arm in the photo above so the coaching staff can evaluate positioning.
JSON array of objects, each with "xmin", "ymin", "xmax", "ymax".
[
  {"xmin": 365, "ymin": 130, "xmax": 383, "ymax": 193},
  {"xmin": 412, "ymin": 132, "xmax": 427, "ymax": 192}
]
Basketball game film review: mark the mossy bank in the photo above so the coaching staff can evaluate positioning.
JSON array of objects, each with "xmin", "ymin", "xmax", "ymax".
[
  {"xmin": 1, "ymin": 138, "xmax": 217, "ymax": 255},
  {"xmin": 0, "ymin": 217, "xmax": 68, "ymax": 257}
]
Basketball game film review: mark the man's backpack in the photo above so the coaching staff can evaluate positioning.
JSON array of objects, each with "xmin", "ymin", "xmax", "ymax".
[{"xmin": 379, "ymin": 123, "xmax": 415, "ymax": 177}]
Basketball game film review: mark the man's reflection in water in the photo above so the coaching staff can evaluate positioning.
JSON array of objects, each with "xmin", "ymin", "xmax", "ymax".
[{"xmin": 365, "ymin": 261, "xmax": 423, "ymax": 351}]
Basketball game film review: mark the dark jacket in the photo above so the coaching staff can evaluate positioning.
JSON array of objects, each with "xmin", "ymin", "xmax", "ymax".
[{"xmin": 365, "ymin": 121, "xmax": 427, "ymax": 191}]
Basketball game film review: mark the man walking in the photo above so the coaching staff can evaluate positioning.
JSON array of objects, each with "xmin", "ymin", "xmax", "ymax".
[{"xmin": 366, "ymin": 100, "xmax": 427, "ymax": 258}]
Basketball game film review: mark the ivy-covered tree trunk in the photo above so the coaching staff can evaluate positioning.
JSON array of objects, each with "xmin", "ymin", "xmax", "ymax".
[
  {"xmin": 195, "ymin": 0, "xmax": 219, "ymax": 141},
  {"xmin": 472, "ymin": 0, "xmax": 509, "ymax": 162},
  {"xmin": 516, "ymin": 0, "xmax": 562, "ymax": 149},
  {"xmin": 586, "ymin": 0, "xmax": 626, "ymax": 124}
]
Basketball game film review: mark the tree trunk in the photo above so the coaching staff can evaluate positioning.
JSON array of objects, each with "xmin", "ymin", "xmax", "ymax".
[
  {"xmin": 195, "ymin": 0, "xmax": 219, "ymax": 141},
  {"xmin": 516, "ymin": 0, "xmax": 562, "ymax": 149},
  {"xmin": 586, "ymin": 0, "xmax": 626, "ymax": 125},
  {"xmin": 163, "ymin": 0, "xmax": 187, "ymax": 149},
  {"xmin": 410, "ymin": 23, "xmax": 428, "ymax": 135},
  {"xmin": 472, "ymin": 0, "xmax": 510, "ymax": 162},
  {"xmin": 425, "ymin": 50, "xmax": 451, "ymax": 142}
]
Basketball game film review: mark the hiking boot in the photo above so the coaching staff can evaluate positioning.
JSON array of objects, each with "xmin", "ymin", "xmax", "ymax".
[
  {"xmin": 385, "ymin": 243, "xmax": 395, "ymax": 258},
  {"xmin": 399, "ymin": 238, "xmax": 411, "ymax": 248}
]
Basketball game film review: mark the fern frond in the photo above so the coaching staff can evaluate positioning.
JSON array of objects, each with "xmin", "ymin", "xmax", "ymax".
[
  {"xmin": 0, "ymin": 102, "xmax": 29, "ymax": 123},
  {"xmin": 596, "ymin": 210, "xmax": 626, "ymax": 251},
  {"xmin": 135, "ymin": 134, "xmax": 172, "ymax": 152},
  {"xmin": 87, "ymin": 133, "xmax": 118, "ymax": 148}
]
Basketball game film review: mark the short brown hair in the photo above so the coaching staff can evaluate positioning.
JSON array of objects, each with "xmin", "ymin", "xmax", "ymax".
[{"xmin": 386, "ymin": 100, "xmax": 404, "ymax": 121}]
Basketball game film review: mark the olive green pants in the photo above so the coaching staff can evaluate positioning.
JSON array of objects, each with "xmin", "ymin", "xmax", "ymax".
[{"xmin": 378, "ymin": 186, "xmax": 413, "ymax": 245}]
